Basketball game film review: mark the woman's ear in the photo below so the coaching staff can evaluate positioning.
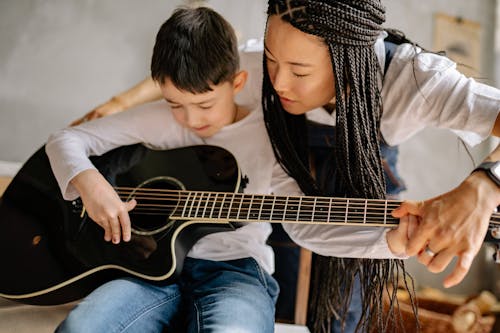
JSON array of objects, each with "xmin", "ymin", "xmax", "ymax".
[{"xmin": 232, "ymin": 70, "xmax": 248, "ymax": 94}]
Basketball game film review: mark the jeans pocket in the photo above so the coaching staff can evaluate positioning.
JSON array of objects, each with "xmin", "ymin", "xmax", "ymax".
[{"xmin": 247, "ymin": 258, "xmax": 280, "ymax": 303}]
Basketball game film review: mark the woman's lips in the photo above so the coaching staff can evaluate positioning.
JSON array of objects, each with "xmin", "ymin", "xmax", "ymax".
[{"xmin": 279, "ymin": 95, "xmax": 295, "ymax": 105}]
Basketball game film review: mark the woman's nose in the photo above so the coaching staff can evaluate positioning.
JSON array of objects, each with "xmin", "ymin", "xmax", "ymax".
[{"xmin": 271, "ymin": 67, "xmax": 288, "ymax": 93}]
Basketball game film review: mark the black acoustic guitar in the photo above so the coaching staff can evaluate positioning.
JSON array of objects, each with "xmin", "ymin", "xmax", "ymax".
[{"xmin": 1, "ymin": 144, "xmax": 499, "ymax": 306}]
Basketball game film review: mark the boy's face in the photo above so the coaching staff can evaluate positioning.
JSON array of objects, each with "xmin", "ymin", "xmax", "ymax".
[{"xmin": 160, "ymin": 74, "xmax": 245, "ymax": 138}]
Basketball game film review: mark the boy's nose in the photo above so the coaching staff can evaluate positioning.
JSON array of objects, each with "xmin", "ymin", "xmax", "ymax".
[{"xmin": 185, "ymin": 110, "xmax": 202, "ymax": 128}]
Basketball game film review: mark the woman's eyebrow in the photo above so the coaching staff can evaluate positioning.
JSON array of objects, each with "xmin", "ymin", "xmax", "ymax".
[{"xmin": 264, "ymin": 45, "xmax": 312, "ymax": 67}]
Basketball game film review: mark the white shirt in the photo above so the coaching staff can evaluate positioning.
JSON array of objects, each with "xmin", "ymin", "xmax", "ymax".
[
  {"xmin": 237, "ymin": 35, "xmax": 500, "ymax": 259},
  {"xmin": 46, "ymin": 103, "xmax": 292, "ymax": 273}
]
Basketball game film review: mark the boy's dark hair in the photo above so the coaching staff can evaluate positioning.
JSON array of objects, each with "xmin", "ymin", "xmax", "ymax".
[{"xmin": 151, "ymin": 6, "xmax": 239, "ymax": 93}]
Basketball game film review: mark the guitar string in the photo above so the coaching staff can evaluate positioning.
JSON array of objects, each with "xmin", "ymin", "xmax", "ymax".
[{"xmin": 103, "ymin": 187, "xmax": 500, "ymax": 224}]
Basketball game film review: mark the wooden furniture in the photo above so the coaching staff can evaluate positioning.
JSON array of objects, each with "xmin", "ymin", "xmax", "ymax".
[{"xmin": 294, "ymin": 247, "xmax": 312, "ymax": 325}]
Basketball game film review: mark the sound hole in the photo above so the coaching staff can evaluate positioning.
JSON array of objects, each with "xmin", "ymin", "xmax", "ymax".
[{"xmin": 128, "ymin": 176, "xmax": 184, "ymax": 236}]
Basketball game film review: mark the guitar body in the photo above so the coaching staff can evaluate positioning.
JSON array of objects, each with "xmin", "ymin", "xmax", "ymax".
[{"xmin": 0, "ymin": 144, "xmax": 241, "ymax": 305}]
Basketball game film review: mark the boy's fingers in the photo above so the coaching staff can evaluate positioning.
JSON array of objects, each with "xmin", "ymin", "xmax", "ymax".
[
  {"xmin": 103, "ymin": 225, "xmax": 112, "ymax": 242},
  {"xmin": 119, "ymin": 210, "xmax": 132, "ymax": 242},
  {"xmin": 109, "ymin": 216, "xmax": 122, "ymax": 244},
  {"xmin": 126, "ymin": 199, "xmax": 137, "ymax": 211}
]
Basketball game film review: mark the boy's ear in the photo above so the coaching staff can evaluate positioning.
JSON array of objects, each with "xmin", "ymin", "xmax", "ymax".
[{"xmin": 232, "ymin": 70, "xmax": 248, "ymax": 94}]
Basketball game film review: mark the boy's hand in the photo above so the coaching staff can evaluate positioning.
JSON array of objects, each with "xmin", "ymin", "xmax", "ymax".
[
  {"xmin": 70, "ymin": 97, "xmax": 125, "ymax": 126},
  {"xmin": 71, "ymin": 169, "xmax": 137, "ymax": 243}
]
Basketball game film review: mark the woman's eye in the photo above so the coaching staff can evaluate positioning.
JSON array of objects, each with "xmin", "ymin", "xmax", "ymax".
[
  {"xmin": 169, "ymin": 105, "xmax": 181, "ymax": 109},
  {"xmin": 293, "ymin": 73, "xmax": 309, "ymax": 78},
  {"xmin": 199, "ymin": 105, "xmax": 212, "ymax": 110}
]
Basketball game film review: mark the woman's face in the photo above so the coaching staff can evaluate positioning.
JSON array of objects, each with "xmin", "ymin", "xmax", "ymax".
[{"xmin": 264, "ymin": 15, "xmax": 336, "ymax": 115}]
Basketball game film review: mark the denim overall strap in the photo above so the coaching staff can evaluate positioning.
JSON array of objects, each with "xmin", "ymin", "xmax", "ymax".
[{"xmin": 307, "ymin": 120, "xmax": 406, "ymax": 197}]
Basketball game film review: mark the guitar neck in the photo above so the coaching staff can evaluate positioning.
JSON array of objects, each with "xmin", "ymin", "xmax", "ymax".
[{"xmin": 170, "ymin": 191, "xmax": 402, "ymax": 227}]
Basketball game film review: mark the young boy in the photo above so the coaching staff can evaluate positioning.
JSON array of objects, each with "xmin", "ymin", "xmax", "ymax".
[{"xmin": 46, "ymin": 7, "xmax": 293, "ymax": 332}]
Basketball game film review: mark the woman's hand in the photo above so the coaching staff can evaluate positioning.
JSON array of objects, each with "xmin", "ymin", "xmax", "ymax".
[
  {"xmin": 70, "ymin": 97, "xmax": 125, "ymax": 126},
  {"xmin": 71, "ymin": 169, "xmax": 137, "ymax": 243},
  {"xmin": 70, "ymin": 77, "xmax": 163, "ymax": 126},
  {"xmin": 386, "ymin": 214, "xmax": 418, "ymax": 257},
  {"xmin": 391, "ymin": 171, "xmax": 500, "ymax": 288}
]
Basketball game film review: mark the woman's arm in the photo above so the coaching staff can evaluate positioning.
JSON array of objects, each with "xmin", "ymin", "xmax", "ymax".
[{"xmin": 71, "ymin": 77, "xmax": 163, "ymax": 125}]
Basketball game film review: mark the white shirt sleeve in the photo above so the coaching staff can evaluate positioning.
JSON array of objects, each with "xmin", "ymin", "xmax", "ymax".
[
  {"xmin": 45, "ymin": 102, "xmax": 181, "ymax": 200},
  {"xmin": 381, "ymin": 44, "xmax": 500, "ymax": 146},
  {"xmin": 269, "ymin": 160, "xmax": 403, "ymax": 259}
]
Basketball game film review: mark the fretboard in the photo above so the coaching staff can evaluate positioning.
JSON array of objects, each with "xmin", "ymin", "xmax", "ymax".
[{"xmin": 171, "ymin": 191, "xmax": 401, "ymax": 227}]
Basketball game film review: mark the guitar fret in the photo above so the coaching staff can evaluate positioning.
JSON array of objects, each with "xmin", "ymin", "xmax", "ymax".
[
  {"xmin": 363, "ymin": 200, "xmax": 367, "ymax": 224},
  {"xmin": 384, "ymin": 200, "xmax": 387, "ymax": 225},
  {"xmin": 258, "ymin": 195, "xmax": 264, "ymax": 220},
  {"xmin": 296, "ymin": 197, "xmax": 302, "ymax": 222},
  {"xmin": 316, "ymin": 198, "xmax": 328, "ymax": 222},
  {"xmin": 188, "ymin": 192, "xmax": 197, "ymax": 218},
  {"xmin": 328, "ymin": 198, "xmax": 333, "ymax": 223},
  {"xmin": 236, "ymin": 194, "xmax": 244, "ymax": 219},
  {"xmin": 181, "ymin": 192, "xmax": 191, "ymax": 218},
  {"xmin": 312, "ymin": 197, "xmax": 317, "ymax": 222},
  {"xmin": 195, "ymin": 192, "xmax": 203, "ymax": 218},
  {"xmin": 270, "ymin": 196, "xmax": 276, "ymax": 221},
  {"xmin": 344, "ymin": 198, "xmax": 349, "ymax": 224},
  {"xmin": 210, "ymin": 193, "xmax": 218, "ymax": 219},
  {"xmin": 283, "ymin": 196, "xmax": 289, "ymax": 221},
  {"xmin": 246, "ymin": 194, "xmax": 254, "ymax": 220},
  {"xmin": 202, "ymin": 192, "xmax": 210, "ymax": 218},
  {"xmin": 227, "ymin": 193, "xmax": 236, "ymax": 219},
  {"xmin": 218, "ymin": 193, "xmax": 226, "ymax": 219}
]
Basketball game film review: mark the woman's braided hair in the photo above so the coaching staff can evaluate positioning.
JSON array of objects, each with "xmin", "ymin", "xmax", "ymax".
[{"xmin": 263, "ymin": 1, "xmax": 417, "ymax": 332}]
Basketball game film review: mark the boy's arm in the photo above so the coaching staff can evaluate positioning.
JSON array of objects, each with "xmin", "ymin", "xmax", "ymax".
[
  {"xmin": 71, "ymin": 77, "xmax": 163, "ymax": 126},
  {"xmin": 47, "ymin": 105, "xmax": 173, "ymax": 243}
]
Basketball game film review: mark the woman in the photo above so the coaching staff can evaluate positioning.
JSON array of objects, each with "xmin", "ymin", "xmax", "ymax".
[{"xmin": 73, "ymin": 1, "xmax": 500, "ymax": 332}]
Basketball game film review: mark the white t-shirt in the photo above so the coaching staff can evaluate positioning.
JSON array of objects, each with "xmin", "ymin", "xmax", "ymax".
[{"xmin": 46, "ymin": 102, "xmax": 298, "ymax": 273}]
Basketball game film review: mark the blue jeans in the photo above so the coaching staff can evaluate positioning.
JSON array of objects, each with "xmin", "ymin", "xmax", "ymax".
[{"xmin": 56, "ymin": 257, "xmax": 279, "ymax": 333}]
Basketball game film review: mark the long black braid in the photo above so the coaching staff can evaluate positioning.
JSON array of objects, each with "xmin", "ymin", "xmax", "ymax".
[{"xmin": 263, "ymin": 1, "xmax": 418, "ymax": 332}]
